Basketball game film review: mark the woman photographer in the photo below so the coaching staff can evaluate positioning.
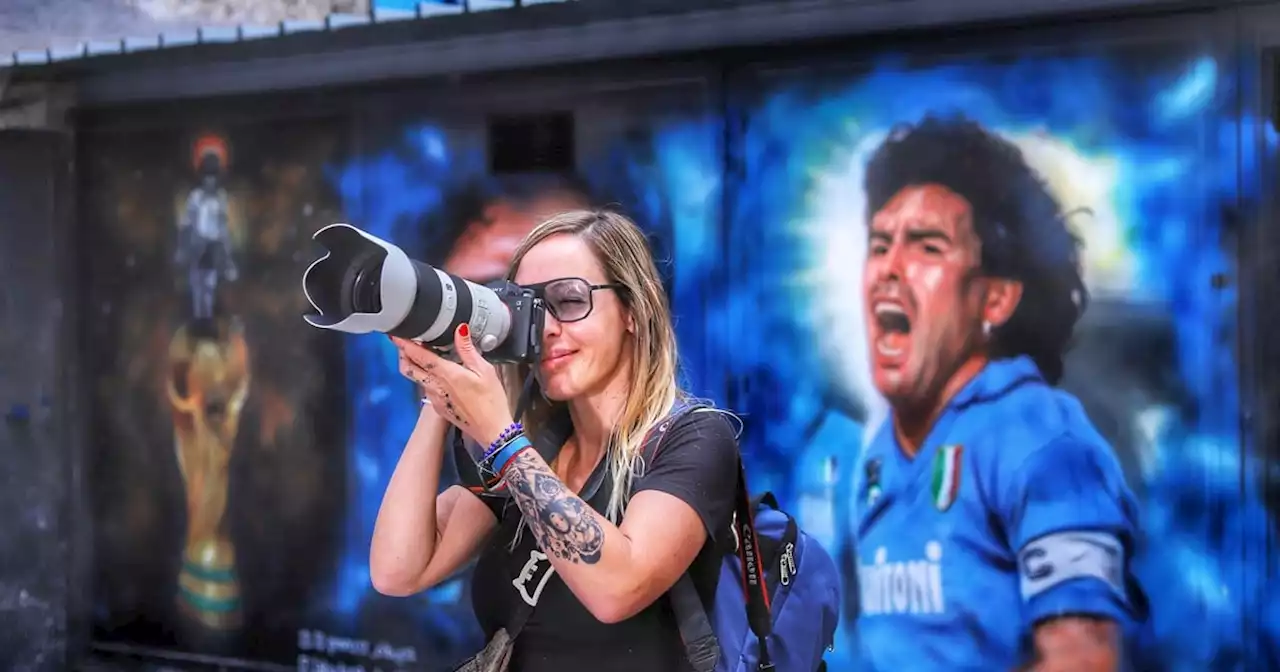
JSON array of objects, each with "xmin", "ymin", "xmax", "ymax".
[{"xmin": 369, "ymin": 210, "xmax": 739, "ymax": 671}]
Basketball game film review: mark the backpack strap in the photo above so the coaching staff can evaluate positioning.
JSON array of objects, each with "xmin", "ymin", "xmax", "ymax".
[
  {"xmin": 640, "ymin": 406, "xmax": 775, "ymax": 672},
  {"xmin": 668, "ymin": 574, "xmax": 720, "ymax": 672},
  {"xmin": 624, "ymin": 400, "xmax": 717, "ymax": 672}
]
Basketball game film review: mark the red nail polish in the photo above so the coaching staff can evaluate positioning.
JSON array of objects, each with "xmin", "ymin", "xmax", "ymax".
[{"xmin": 458, "ymin": 323, "xmax": 470, "ymax": 338}]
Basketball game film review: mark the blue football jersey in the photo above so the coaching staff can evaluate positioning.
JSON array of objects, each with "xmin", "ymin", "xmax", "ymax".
[{"xmin": 852, "ymin": 355, "xmax": 1143, "ymax": 671}]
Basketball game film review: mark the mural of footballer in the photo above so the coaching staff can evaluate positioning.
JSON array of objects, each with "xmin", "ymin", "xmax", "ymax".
[{"xmin": 852, "ymin": 116, "xmax": 1147, "ymax": 671}]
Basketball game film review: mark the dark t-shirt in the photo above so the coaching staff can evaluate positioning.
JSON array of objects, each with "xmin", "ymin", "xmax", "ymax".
[{"xmin": 468, "ymin": 409, "xmax": 739, "ymax": 672}]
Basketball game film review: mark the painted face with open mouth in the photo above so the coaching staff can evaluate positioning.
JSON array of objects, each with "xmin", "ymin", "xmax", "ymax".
[
  {"xmin": 863, "ymin": 184, "xmax": 988, "ymax": 405},
  {"xmin": 871, "ymin": 295, "xmax": 913, "ymax": 371}
]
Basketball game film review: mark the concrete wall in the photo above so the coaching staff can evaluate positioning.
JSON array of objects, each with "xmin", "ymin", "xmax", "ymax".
[{"xmin": 0, "ymin": 129, "xmax": 88, "ymax": 671}]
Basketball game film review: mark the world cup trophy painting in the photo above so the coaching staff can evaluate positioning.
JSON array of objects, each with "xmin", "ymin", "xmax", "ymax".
[
  {"xmin": 168, "ymin": 132, "xmax": 250, "ymax": 631},
  {"xmin": 167, "ymin": 319, "xmax": 250, "ymax": 630}
]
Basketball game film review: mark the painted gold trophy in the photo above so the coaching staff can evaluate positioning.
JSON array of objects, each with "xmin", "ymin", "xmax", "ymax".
[{"xmin": 167, "ymin": 317, "xmax": 250, "ymax": 630}]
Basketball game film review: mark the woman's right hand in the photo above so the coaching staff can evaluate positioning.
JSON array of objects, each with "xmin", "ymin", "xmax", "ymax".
[
  {"xmin": 373, "ymin": 334, "xmax": 495, "ymax": 596},
  {"xmin": 392, "ymin": 335, "xmax": 431, "ymax": 388},
  {"xmin": 390, "ymin": 336, "xmax": 450, "ymax": 428}
]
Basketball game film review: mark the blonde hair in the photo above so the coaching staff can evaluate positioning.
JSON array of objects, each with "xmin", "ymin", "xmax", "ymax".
[{"xmin": 499, "ymin": 209, "xmax": 681, "ymax": 523}]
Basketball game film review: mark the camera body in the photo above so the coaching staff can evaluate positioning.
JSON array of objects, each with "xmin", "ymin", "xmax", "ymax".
[
  {"xmin": 302, "ymin": 223, "xmax": 546, "ymax": 365},
  {"xmin": 452, "ymin": 280, "xmax": 544, "ymax": 364}
]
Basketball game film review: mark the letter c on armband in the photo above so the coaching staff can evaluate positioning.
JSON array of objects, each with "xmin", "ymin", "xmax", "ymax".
[{"xmin": 1017, "ymin": 530, "xmax": 1124, "ymax": 601}]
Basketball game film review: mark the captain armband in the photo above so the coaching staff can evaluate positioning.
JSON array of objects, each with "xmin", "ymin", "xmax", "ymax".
[{"xmin": 1017, "ymin": 530, "xmax": 1125, "ymax": 601}]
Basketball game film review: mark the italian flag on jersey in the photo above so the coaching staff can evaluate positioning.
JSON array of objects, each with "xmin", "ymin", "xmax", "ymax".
[{"xmin": 931, "ymin": 444, "xmax": 964, "ymax": 511}]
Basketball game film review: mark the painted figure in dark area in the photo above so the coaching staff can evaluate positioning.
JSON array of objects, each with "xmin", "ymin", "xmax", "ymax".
[
  {"xmin": 166, "ymin": 133, "xmax": 251, "ymax": 633},
  {"xmin": 174, "ymin": 134, "xmax": 239, "ymax": 331},
  {"xmin": 851, "ymin": 116, "xmax": 1148, "ymax": 671}
]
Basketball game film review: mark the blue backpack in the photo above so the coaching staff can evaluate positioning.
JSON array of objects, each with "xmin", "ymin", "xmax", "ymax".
[{"xmin": 639, "ymin": 403, "xmax": 842, "ymax": 672}]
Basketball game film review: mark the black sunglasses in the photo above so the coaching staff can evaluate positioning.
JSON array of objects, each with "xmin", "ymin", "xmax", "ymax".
[{"xmin": 526, "ymin": 277, "xmax": 625, "ymax": 323}]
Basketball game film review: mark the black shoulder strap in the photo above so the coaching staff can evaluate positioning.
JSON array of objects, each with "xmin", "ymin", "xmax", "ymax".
[
  {"xmin": 505, "ymin": 588, "xmax": 538, "ymax": 640},
  {"xmin": 631, "ymin": 401, "xmax": 721, "ymax": 671},
  {"xmin": 642, "ymin": 410, "xmax": 775, "ymax": 672}
]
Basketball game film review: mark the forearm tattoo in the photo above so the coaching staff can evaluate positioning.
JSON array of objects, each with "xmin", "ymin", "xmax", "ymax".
[{"xmin": 503, "ymin": 451, "xmax": 606, "ymax": 565}]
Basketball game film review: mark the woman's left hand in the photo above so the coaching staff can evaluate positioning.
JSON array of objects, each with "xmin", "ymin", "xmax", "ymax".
[{"xmin": 390, "ymin": 323, "xmax": 515, "ymax": 448}]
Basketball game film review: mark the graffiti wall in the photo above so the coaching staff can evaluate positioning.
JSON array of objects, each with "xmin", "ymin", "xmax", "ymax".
[
  {"xmin": 321, "ymin": 92, "xmax": 722, "ymax": 669},
  {"xmin": 718, "ymin": 45, "xmax": 1270, "ymax": 670},
  {"xmin": 82, "ymin": 118, "xmax": 353, "ymax": 662},
  {"xmin": 80, "ymin": 30, "xmax": 1277, "ymax": 672},
  {"xmin": 82, "ymin": 87, "xmax": 723, "ymax": 669}
]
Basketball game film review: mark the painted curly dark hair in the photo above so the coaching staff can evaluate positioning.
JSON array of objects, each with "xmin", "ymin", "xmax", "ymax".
[
  {"xmin": 420, "ymin": 172, "xmax": 598, "ymax": 269},
  {"xmin": 863, "ymin": 115, "xmax": 1088, "ymax": 384}
]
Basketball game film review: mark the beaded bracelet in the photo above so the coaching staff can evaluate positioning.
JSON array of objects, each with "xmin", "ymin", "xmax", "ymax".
[
  {"xmin": 483, "ymin": 422, "xmax": 524, "ymax": 460},
  {"xmin": 481, "ymin": 435, "xmax": 531, "ymax": 479},
  {"xmin": 477, "ymin": 431, "xmax": 525, "ymax": 479}
]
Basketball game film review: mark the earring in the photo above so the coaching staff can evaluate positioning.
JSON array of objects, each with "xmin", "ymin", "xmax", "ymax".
[{"xmin": 982, "ymin": 320, "xmax": 992, "ymax": 337}]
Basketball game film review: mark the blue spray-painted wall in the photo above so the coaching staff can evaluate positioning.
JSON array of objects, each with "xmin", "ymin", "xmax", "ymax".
[{"xmin": 80, "ymin": 27, "xmax": 1276, "ymax": 672}]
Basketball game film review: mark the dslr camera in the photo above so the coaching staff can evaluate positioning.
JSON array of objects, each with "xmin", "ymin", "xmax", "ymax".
[{"xmin": 301, "ymin": 223, "xmax": 545, "ymax": 364}]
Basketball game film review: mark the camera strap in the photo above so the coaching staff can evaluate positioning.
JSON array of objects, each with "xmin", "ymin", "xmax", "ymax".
[{"xmin": 513, "ymin": 370, "xmax": 539, "ymax": 426}]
